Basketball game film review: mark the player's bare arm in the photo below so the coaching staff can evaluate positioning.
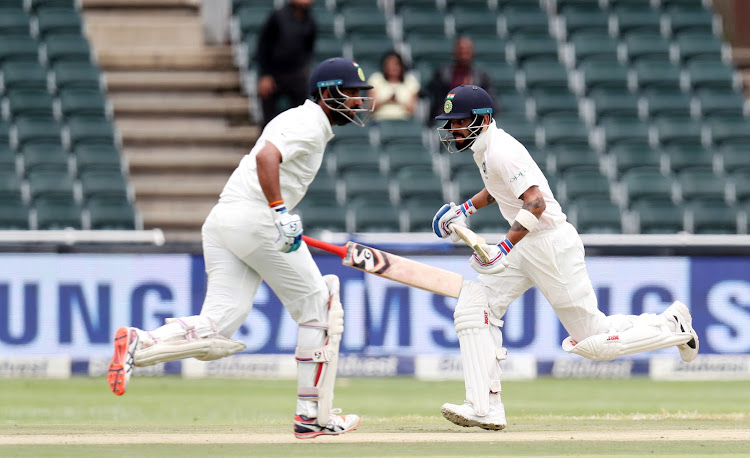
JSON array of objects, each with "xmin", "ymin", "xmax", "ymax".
[
  {"xmin": 468, "ymin": 188, "xmax": 496, "ymax": 210},
  {"xmin": 507, "ymin": 185, "xmax": 544, "ymax": 245},
  {"xmin": 256, "ymin": 141, "xmax": 283, "ymax": 203}
]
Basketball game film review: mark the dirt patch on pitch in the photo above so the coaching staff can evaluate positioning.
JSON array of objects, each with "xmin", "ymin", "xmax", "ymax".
[{"xmin": 2, "ymin": 429, "xmax": 749, "ymax": 445}]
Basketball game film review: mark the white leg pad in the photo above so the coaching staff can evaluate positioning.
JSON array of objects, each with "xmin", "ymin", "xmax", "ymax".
[
  {"xmin": 295, "ymin": 274, "xmax": 344, "ymax": 426},
  {"xmin": 454, "ymin": 281, "xmax": 504, "ymax": 417},
  {"xmin": 562, "ymin": 313, "xmax": 693, "ymax": 361},
  {"xmin": 134, "ymin": 316, "xmax": 246, "ymax": 367}
]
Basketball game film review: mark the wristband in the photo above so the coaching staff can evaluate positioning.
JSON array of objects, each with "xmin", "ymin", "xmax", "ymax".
[
  {"xmin": 514, "ymin": 208, "xmax": 538, "ymax": 232},
  {"xmin": 460, "ymin": 199, "xmax": 477, "ymax": 216},
  {"xmin": 498, "ymin": 237, "xmax": 513, "ymax": 255},
  {"xmin": 270, "ymin": 201, "xmax": 287, "ymax": 214}
]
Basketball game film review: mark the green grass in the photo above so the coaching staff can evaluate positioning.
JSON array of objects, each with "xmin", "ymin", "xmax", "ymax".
[{"xmin": 1, "ymin": 377, "xmax": 749, "ymax": 457}]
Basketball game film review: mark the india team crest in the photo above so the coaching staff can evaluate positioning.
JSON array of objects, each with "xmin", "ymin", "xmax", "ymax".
[
  {"xmin": 444, "ymin": 93, "xmax": 455, "ymax": 113},
  {"xmin": 353, "ymin": 62, "xmax": 365, "ymax": 81}
]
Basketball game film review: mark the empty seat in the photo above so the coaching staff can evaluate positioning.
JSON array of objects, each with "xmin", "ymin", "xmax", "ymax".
[
  {"xmin": 349, "ymin": 35, "xmax": 394, "ymax": 62},
  {"xmin": 341, "ymin": 170, "xmax": 390, "ymax": 201},
  {"xmin": 468, "ymin": 208, "xmax": 510, "ymax": 233},
  {"xmin": 621, "ymin": 32, "xmax": 671, "ymax": 63},
  {"xmin": 0, "ymin": 169, "xmax": 22, "ymax": 200},
  {"xmin": 27, "ymin": 168, "xmax": 74, "ymax": 201},
  {"xmin": 74, "ymin": 144, "xmax": 122, "ymax": 172},
  {"xmin": 296, "ymin": 200, "xmax": 347, "ymax": 234},
  {"xmin": 3, "ymin": 89, "xmax": 55, "ymax": 119},
  {"xmin": 408, "ymin": 36, "xmax": 454, "ymax": 68},
  {"xmin": 610, "ymin": 142, "xmax": 662, "ymax": 177},
  {"xmin": 0, "ymin": 9, "xmax": 30, "ymax": 36},
  {"xmin": 540, "ymin": 116, "xmax": 590, "ymax": 147},
  {"xmin": 453, "ymin": 168, "xmax": 481, "ymax": 200},
  {"xmin": 732, "ymin": 170, "xmax": 750, "ymax": 203},
  {"xmin": 611, "ymin": 7, "xmax": 662, "ymax": 35},
  {"xmin": 13, "ymin": 118, "xmax": 63, "ymax": 149},
  {"xmin": 22, "ymin": 143, "xmax": 68, "ymax": 173},
  {"xmin": 26, "ymin": 0, "xmax": 78, "ymax": 12},
  {"xmin": 1, "ymin": 61, "xmax": 49, "ymax": 92},
  {"xmin": 520, "ymin": 59, "xmax": 569, "ymax": 91},
  {"xmin": 673, "ymin": 32, "xmax": 725, "ymax": 63},
  {"xmin": 0, "ymin": 36, "xmax": 39, "ymax": 64},
  {"xmin": 653, "ymin": 115, "xmax": 703, "ymax": 147},
  {"xmin": 0, "ymin": 198, "xmax": 29, "ymax": 229},
  {"xmin": 557, "ymin": 9, "xmax": 610, "ymax": 39},
  {"xmin": 506, "ymin": 34, "xmax": 559, "ymax": 65},
  {"xmin": 632, "ymin": 60, "xmax": 682, "ymax": 91},
  {"xmin": 382, "ymin": 144, "xmax": 433, "ymax": 171},
  {"xmin": 499, "ymin": 7, "xmax": 549, "ymax": 36},
  {"xmin": 234, "ymin": 5, "xmax": 275, "ymax": 41},
  {"xmin": 596, "ymin": 115, "xmax": 650, "ymax": 149},
  {"xmin": 622, "ymin": 166, "xmax": 673, "ymax": 204},
  {"xmin": 395, "ymin": 165, "xmax": 444, "ymax": 201},
  {"xmin": 341, "ymin": 6, "xmax": 387, "ymax": 36},
  {"xmin": 586, "ymin": 88, "xmax": 639, "ymax": 122},
  {"xmin": 574, "ymin": 59, "xmax": 630, "ymax": 94},
  {"xmin": 350, "ymin": 197, "xmax": 401, "ymax": 232},
  {"xmin": 375, "ymin": 120, "xmax": 424, "ymax": 148},
  {"xmin": 530, "ymin": 89, "xmax": 579, "ymax": 119},
  {"xmin": 33, "ymin": 8, "xmax": 83, "ymax": 38},
  {"xmin": 79, "ymin": 169, "xmax": 129, "ymax": 201},
  {"xmin": 695, "ymin": 89, "xmax": 747, "ymax": 118},
  {"xmin": 329, "ymin": 144, "xmax": 380, "ymax": 174},
  {"xmin": 50, "ymin": 61, "xmax": 103, "ymax": 91},
  {"xmin": 570, "ymin": 196, "xmax": 622, "ymax": 233},
  {"xmin": 561, "ymin": 167, "xmax": 610, "ymax": 201},
  {"xmin": 57, "ymin": 88, "xmax": 110, "ymax": 119},
  {"xmin": 665, "ymin": 145, "xmax": 714, "ymax": 173},
  {"xmin": 86, "ymin": 196, "xmax": 136, "ymax": 230},
  {"xmin": 306, "ymin": 168, "xmax": 338, "ymax": 202},
  {"xmin": 685, "ymin": 60, "xmax": 737, "ymax": 91},
  {"xmin": 640, "ymin": 88, "xmax": 692, "ymax": 118},
  {"xmin": 677, "ymin": 167, "xmax": 726, "ymax": 202},
  {"xmin": 404, "ymin": 196, "xmax": 445, "ymax": 232},
  {"xmin": 566, "ymin": 32, "xmax": 619, "ymax": 65},
  {"xmin": 0, "ymin": 145, "xmax": 16, "ymax": 169},
  {"xmin": 34, "ymin": 195, "xmax": 81, "ymax": 229},
  {"xmin": 400, "ymin": 8, "xmax": 446, "ymax": 37},
  {"xmin": 66, "ymin": 117, "xmax": 117, "ymax": 148},
  {"xmin": 632, "ymin": 198, "xmax": 684, "ymax": 233},
  {"xmin": 453, "ymin": 10, "xmax": 499, "ymax": 37},
  {"xmin": 720, "ymin": 143, "xmax": 750, "ymax": 174},
  {"xmin": 689, "ymin": 199, "xmax": 737, "ymax": 234},
  {"xmin": 41, "ymin": 34, "xmax": 92, "ymax": 65},
  {"xmin": 497, "ymin": 118, "xmax": 537, "ymax": 146},
  {"xmin": 663, "ymin": 6, "xmax": 715, "ymax": 35},
  {"xmin": 707, "ymin": 117, "xmax": 750, "ymax": 147},
  {"xmin": 552, "ymin": 144, "xmax": 600, "ymax": 173}
]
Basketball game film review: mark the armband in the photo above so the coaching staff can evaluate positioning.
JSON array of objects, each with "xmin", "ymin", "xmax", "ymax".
[{"xmin": 514, "ymin": 209, "xmax": 538, "ymax": 232}]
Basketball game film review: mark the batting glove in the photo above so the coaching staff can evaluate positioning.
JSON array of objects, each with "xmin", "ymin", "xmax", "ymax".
[
  {"xmin": 469, "ymin": 238, "xmax": 513, "ymax": 275},
  {"xmin": 432, "ymin": 199, "xmax": 476, "ymax": 241},
  {"xmin": 272, "ymin": 203, "xmax": 303, "ymax": 253}
]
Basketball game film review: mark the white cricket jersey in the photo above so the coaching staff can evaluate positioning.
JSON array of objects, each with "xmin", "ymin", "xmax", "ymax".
[
  {"xmin": 469, "ymin": 120, "xmax": 566, "ymax": 231},
  {"xmin": 219, "ymin": 99, "xmax": 334, "ymax": 209}
]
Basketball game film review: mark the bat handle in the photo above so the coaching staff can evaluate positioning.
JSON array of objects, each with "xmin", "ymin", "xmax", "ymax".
[{"xmin": 302, "ymin": 235, "xmax": 347, "ymax": 259}]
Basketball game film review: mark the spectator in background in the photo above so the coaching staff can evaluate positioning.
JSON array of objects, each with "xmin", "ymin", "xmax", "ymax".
[
  {"xmin": 427, "ymin": 36, "xmax": 496, "ymax": 122},
  {"xmin": 256, "ymin": 0, "xmax": 316, "ymax": 126},
  {"xmin": 367, "ymin": 51, "xmax": 421, "ymax": 121}
]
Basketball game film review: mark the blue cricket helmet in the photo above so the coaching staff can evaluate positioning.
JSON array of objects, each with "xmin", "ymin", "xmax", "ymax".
[
  {"xmin": 309, "ymin": 57, "xmax": 373, "ymax": 96},
  {"xmin": 435, "ymin": 84, "xmax": 494, "ymax": 120}
]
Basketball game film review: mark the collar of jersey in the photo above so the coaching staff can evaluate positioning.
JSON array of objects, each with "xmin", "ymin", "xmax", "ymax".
[
  {"xmin": 305, "ymin": 99, "xmax": 334, "ymax": 141},
  {"xmin": 469, "ymin": 119, "xmax": 494, "ymax": 155}
]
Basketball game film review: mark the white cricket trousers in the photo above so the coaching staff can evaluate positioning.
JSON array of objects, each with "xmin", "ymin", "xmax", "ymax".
[{"xmin": 478, "ymin": 222, "xmax": 611, "ymax": 343}]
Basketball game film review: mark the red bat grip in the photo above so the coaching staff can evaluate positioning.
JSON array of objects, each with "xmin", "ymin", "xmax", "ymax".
[{"xmin": 302, "ymin": 235, "xmax": 347, "ymax": 259}]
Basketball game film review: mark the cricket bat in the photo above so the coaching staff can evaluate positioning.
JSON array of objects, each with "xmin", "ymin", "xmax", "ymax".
[
  {"xmin": 452, "ymin": 225, "xmax": 491, "ymax": 263},
  {"xmin": 302, "ymin": 235, "xmax": 463, "ymax": 298}
]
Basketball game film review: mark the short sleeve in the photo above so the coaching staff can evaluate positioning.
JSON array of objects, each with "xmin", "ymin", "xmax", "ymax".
[{"xmin": 486, "ymin": 142, "xmax": 541, "ymax": 199}]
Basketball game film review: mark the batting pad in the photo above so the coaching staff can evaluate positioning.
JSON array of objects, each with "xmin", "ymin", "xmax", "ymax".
[
  {"xmin": 562, "ymin": 314, "xmax": 693, "ymax": 361},
  {"xmin": 295, "ymin": 275, "xmax": 344, "ymax": 426},
  {"xmin": 454, "ymin": 281, "xmax": 504, "ymax": 417}
]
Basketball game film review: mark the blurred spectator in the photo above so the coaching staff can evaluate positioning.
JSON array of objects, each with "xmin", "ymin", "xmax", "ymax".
[
  {"xmin": 367, "ymin": 51, "xmax": 421, "ymax": 121},
  {"xmin": 426, "ymin": 36, "xmax": 496, "ymax": 122},
  {"xmin": 256, "ymin": 0, "xmax": 316, "ymax": 126}
]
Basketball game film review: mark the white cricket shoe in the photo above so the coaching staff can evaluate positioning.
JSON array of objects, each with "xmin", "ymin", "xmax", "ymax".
[
  {"xmin": 294, "ymin": 409, "xmax": 361, "ymax": 439},
  {"xmin": 441, "ymin": 398, "xmax": 506, "ymax": 431},
  {"xmin": 107, "ymin": 326, "xmax": 139, "ymax": 396},
  {"xmin": 664, "ymin": 301, "xmax": 699, "ymax": 362}
]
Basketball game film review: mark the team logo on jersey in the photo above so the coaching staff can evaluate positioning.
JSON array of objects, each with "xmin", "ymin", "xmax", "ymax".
[{"xmin": 444, "ymin": 93, "xmax": 455, "ymax": 114}]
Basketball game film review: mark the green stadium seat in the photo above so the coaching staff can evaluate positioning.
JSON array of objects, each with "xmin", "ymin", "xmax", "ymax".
[
  {"xmin": 453, "ymin": 168, "xmax": 481, "ymax": 200},
  {"xmin": 507, "ymin": 34, "xmax": 559, "ymax": 65},
  {"xmin": 479, "ymin": 61, "xmax": 516, "ymax": 91},
  {"xmin": 314, "ymin": 37, "xmax": 344, "ymax": 63},
  {"xmin": 408, "ymin": 36, "xmax": 454, "ymax": 68},
  {"xmin": 468, "ymin": 208, "xmax": 510, "ymax": 234},
  {"xmin": 621, "ymin": 32, "xmax": 671, "ymax": 63},
  {"xmin": 673, "ymin": 32, "xmax": 725, "ymax": 63},
  {"xmin": 66, "ymin": 117, "xmax": 117, "ymax": 149},
  {"xmin": 720, "ymin": 143, "xmax": 750, "ymax": 174},
  {"xmin": 27, "ymin": 168, "xmax": 74, "ymax": 201},
  {"xmin": 341, "ymin": 169, "xmax": 390, "ymax": 201},
  {"xmin": 499, "ymin": 7, "xmax": 549, "ymax": 37},
  {"xmin": 560, "ymin": 167, "xmax": 611, "ymax": 201},
  {"xmin": 665, "ymin": 145, "xmax": 714, "ymax": 173},
  {"xmin": 394, "ymin": 165, "xmax": 445, "ymax": 201},
  {"xmin": 50, "ymin": 61, "xmax": 103, "ymax": 91},
  {"xmin": 566, "ymin": 32, "xmax": 619, "ymax": 65},
  {"xmin": 349, "ymin": 35, "xmax": 394, "ymax": 63},
  {"xmin": 0, "ymin": 9, "xmax": 31, "ymax": 36},
  {"xmin": 1, "ymin": 61, "xmax": 49, "ymax": 92},
  {"xmin": 586, "ymin": 88, "xmax": 639, "ymax": 122},
  {"xmin": 689, "ymin": 199, "xmax": 737, "ymax": 234},
  {"xmin": 14, "ymin": 118, "xmax": 63, "ymax": 150},
  {"xmin": 653, "ymin": 115, "xmax": 703, "ymax": 148},
  {"xmin": 382, "ymin": 144, "xmax": 433, "ymax": 172},
  {"xmin": 632, "ymin": 198, "xmax": 684, "ymax": 233},
  {"xmin": 632, "ymin": 60, "xmax": 682, "ymax": 91},
  {"xmin": 640, "ymin": 88, "xmax": 692, "ymax": 118},
  {"xmin": 0, "ymin": 145, "xmax": 16, "ymax": 169},
  {"xmin": 328, "ymin": 144, "xmax": 381, "ymax": 174},
  {"xmin": 453, "ymin": 10, "xmax": 499, "ymax": 37},
  {"xmin": 0, "ymin": 169, "xmax": 22, "ymax": 200},
  {"xmin": 471, "ymin": 36, "xmax": 507, "ymax": 61},
  {"xmin": 663, "ymin": 6, "xmax": 716, "ymax": 36},
  {"xmin": 21, "ymin": 143, "xmax": 68, "ymax": 173},
  {"xmin": 341, "ymin": 5, "xmax": 387, "ymax": 36},
  {"xmin": 350, "ymin": 197, "xmax": 401, "ymax": 232},
  {"xmin": 597, "ymin": 115, "xmax": 650, "ymax": 149},
  {"xmin": 521, "ymin": 59, "xmax": 569, "ymax": 91},
  {"xmin": 446, "ymin": 150, "xmax": 478, "ymax": 178},
  {"xmin": 574, "ymin": 59, "xmax": 630, "ymax": 94},
  {"xmin": 57, "ymin": 88, "xmax": 110, "ymax": 119},
  {"xmin": 375, "ymin": 119, "xmax": 425, "ymax": 149},
  {"xmin": 556, "ymin": 9, "xmax": 610, "ymax": 39},
  {"xmin": 611, "ymin": 7, "xmax": 662, "ymax": 36},
  {"xmin": 678, "ymin": 167, "xmax": 726, "ymax": 202},
  {"xmin": 707, "ymin": 117, "xmax": 750, "ymax": 147},
  {"xmin": 496, "ymin": 91, "xmax": 527, "ymax": 119},
  {"xmin": 74, "ymin": 144, "xmax": 122, "ymax": 172},
  {"xmin": 607, "ymin": 0, "xmax": 653, "ymax": 8},
  {"xmin": 3, "ymin": 89, "xmax": 55, "ymax": 119},
  {"xmin": 295, "ymin": 200, "xmax": 347, "ymax": 234},
  {"xmin": 552, "ymin": 144, "xmax": 600, "ymax": 173},
  {"xmin": 86, "ymin": 196, "xmax": 136, "ymax": 230},
  {"xmin": 732, "ymin": 170, "xmax": 750, "ymax": 203},
  {"xmin": 570, "ymin": 196, "xmax": 623, "ymax": 233},
  {"xmin": 400, "ymin": 7, "xmax": 446, "ymax": 37},
  {"xmin": 234, "ymin": 5, "xmax": 274, "ymax": 40},
  {"xmin": 314, "ymin": 8, "xmax": 337, "ymax": 39},
  {"xmin": 497, "ymin": 117, "xmax": 537, "ymax": 146},
  {"xmin": 622, "ymin": 166, "xmax": 674, "ymax": 204},
  {"xmin": 41, "ymin": 34, "xmax": 91, "ymax": 65},
  {"xmin": 34, "ymin": 195, "xmax": 81, "ymax": 229},
  {"xmin": 403, "ymin": 196, "xmax": 442, "ymax": 232},
  {"xmin": 695, "ymin": 89, "xmax": 747, "ymax": 119},
  {"xmin": 306, "ymin": 168, "xmax": 338, "ymax": 202},
  {"xmin": 529, "ymin": 89, "xmax": 578, "ymax": 119},
  {"xmin": 33, "ymin": 8, "xmax": 83, "ymax": 38},
  {"xmin": 0, "ymin": 198, "xmax": 29, "ymax": 229},
  {"xmin": 26, "ymin": 0, "xmax": 78, "ymax": 12},
  {"xmin": 609, "ymin": 142, "xmax": 662, "ymax": 177},
  {"xmin": 0, "ymin": 36, "xmax": 39, "ymax": 64},
  {"xmin": 79, "ymin": 169, "xmax": 129, "ymax": 202},
  {"xmin": 685, "ymin": 60, "xmax": 738, "ymax": 91}
]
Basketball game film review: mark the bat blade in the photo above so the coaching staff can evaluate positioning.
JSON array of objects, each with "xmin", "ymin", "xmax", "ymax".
[
  {"xmin": 452, "ymin": 225, "xmax": 490, "ymax": 263},
  {"xmin": 303, "ymin": 235, "xmax": 463, "ymax": 298}
]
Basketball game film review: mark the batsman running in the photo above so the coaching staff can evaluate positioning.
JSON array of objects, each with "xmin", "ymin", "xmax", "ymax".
[
  {"xmin": 431, "ymin": 85, "xmax": 699, "ymax": 431},
  {"xmin": 107, "ymin": 57, "xmax": 375, "ymax": 440}
]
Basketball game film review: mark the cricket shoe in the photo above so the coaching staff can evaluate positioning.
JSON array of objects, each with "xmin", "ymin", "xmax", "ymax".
[
  {"xmin": 107, "ymin": 326, "xmax": 139, "ymax": 396},
  {"xmin": 293, "ymin": 409, "xmax": 361, "ymax": 439},
  {"xmin": 441, "ymin": 399, "xmax": 506, "ymax": 431},
  {"xmin": 663, "ymin": 301, "xmax": 699, "ymax": 363}
]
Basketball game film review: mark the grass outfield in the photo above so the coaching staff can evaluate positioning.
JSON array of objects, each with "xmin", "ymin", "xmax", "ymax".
[{"xmin": 1, "ymin": 376, "xmax": 749, "ymax": 457}]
